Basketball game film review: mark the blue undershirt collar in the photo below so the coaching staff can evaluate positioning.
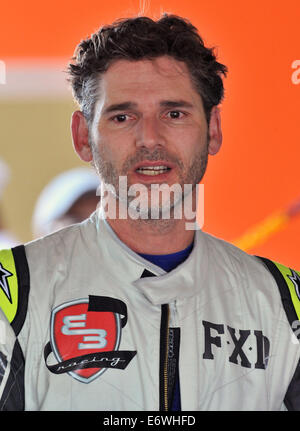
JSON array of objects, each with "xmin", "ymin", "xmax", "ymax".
[{"xmin": 138, "ymin": 242, "xmax": 194, "ymax": 273}]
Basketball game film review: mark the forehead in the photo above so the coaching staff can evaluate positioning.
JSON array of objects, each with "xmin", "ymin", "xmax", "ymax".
[
  {"xmin": 106, "ymin": 56, "xmax": 190, "ymax": 80},
  {"xmin": 98, "ymin": 56, "xmax": 200, "ymax": 104}
]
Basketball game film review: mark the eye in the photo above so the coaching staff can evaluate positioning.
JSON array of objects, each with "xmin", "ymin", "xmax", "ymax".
[
  {"xmin": 113, "ymin": 114, "xmax": 128, "ymax": 122},
  {"xmin": 167, "ymin": 110, "xmax": 185, "ymax": 119}
]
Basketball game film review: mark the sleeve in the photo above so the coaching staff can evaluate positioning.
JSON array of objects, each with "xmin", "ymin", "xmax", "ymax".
[
  {"xmin": 0, "ymin": 246, "xmax": 30, "ymax": 335},
  {"xmin": 284, "ymin": 361, "xmax": 300, "ymax": 410},
  {"xmin": 256, "ymin": 256, "xmax": 300, "ymax": 410},
  {"xmin": 0, "ymin": 245, "xmax": 30, "ymax": 410},
  {"xmin": 0, "ymin": 307, "xmax": 25, "ymax": 410}
]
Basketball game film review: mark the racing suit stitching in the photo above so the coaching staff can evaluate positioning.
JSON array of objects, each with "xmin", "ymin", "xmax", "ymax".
[{"xmin": 0, "ymin": 359, "xmax": 24, "ymax": 411}]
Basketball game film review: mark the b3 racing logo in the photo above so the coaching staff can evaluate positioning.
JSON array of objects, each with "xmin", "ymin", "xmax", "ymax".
[
  {"xmin": 61, "ymin": 313, "xmax": 108, "ymax": 350},
  {"xmin": 44, "ymin": 295, "xmax": 136, "ymax": 383}
]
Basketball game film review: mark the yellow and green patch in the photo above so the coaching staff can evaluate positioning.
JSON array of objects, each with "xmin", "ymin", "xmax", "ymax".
[
  {"xmin": 0, "ymin": 249, "xmax": 18, "ymax": 323},
  {"xmin": 273, "ymin": 262, "xmax": 300, "ymax": 320}
]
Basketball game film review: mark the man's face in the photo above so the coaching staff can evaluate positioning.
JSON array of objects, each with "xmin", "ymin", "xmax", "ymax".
[{"xmin": 76, "ymin": 56, "xmax": 222, "ymax": 216}]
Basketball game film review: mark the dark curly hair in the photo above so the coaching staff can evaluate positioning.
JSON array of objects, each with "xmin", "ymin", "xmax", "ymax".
[{"xmin": 67, "ymin": 14, "xmax": 228, "ymax": 125}]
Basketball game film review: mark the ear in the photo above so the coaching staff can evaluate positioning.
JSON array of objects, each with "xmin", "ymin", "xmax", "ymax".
[
  {"xmin": 207, "ymin": 106, "xmax": 222, "ymax": 156},
  {"xmin": 71, "ymin": 111, "xmax": 93, "ymax": 162}
]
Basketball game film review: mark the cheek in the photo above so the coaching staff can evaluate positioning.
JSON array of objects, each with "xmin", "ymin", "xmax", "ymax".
[
  {"xmin": 92, "ymin": 135, "xmax": 118, "ymax": 165},
  {"xmin": 96, "ymin": 127, "xmax": 134, "ymax": 161},
  {"xmin": 172, "ymin": 129, "xmax": 206, "ymax": 162}
]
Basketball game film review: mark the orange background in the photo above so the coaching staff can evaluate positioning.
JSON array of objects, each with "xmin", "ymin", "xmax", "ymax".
[{"xmin": 0, "ymin": 0, "xmax": 299, "ymax": 268}]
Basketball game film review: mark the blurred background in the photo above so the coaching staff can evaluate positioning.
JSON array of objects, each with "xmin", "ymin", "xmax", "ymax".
[{"xmin": 0, "ymin": 0, "xmax": 299, "ymax": 267}]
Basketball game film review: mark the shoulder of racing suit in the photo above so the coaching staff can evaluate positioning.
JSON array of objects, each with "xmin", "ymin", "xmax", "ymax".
[
  {"xmin": 0, "ymin": 245, "xmax": 30, "ymax": 336},
  {"xmin": 0, "ymin": 245, "xmax": 28, "ymax": 410},
  {"xmin": 255, "ymin": 255, "xmax": 300, "ymax": 410}
]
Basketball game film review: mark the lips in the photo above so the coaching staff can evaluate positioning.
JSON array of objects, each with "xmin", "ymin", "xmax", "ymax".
[
  {"xmin": 135, "ymin": 165, "xmax": 171, "ymax": 176},
  {"xmin": 133, "ymin": 161, "xmax": 173, "ymax": 177}
]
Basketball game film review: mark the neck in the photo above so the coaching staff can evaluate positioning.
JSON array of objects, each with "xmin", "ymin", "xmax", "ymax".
[
  {"xmin": 101, "ymin": 189, "xmax": 197, "ymax": 254},
  {"xmin": 107, "ymin": 216, "xmax": 195, "ymax": 254}
]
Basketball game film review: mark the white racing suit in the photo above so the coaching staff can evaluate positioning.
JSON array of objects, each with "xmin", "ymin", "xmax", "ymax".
[{"xmin": 0, "ymin": 210, "xmax": 300, "ymax": 411}]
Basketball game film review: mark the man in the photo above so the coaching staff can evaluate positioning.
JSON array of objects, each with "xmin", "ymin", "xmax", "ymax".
[{"xmin": 0, "ymin": 14, "xmax": 300, "ymax": 411}]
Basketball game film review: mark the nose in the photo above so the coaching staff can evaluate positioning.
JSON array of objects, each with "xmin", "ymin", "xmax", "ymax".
[{"xmin": 135, "ymin": 116, "xmax": 166, "ymax": 149}]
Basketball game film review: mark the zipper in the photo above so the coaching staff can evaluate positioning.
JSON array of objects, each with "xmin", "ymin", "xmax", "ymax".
[
  {"xmin": 163, "ymin": 305, "xmax": 170, "ymax": 411},
  {"xmin": 163, "ymin": 301, "xmax": 177, "ymax": 410},
  {"xmin": 159, "ymin": 302, "xmax": 181, "ymax": 411},
  {"xmin": 159, "ymin": 304, "xmax": 170, "ymax": 411}
]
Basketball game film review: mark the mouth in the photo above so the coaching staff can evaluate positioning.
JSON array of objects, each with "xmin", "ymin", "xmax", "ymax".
[
  {"xmin": 133, "ymin": 160, "xmax": 174, "ymax": 178},
  {"xmin": 135, "ymin": 165, "xmax": 171, "ymax": 176}
]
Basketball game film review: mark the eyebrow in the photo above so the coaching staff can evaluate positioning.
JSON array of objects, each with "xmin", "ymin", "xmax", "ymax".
[
  {"xmin": 102, "ymin": 99, "xmax": 194, "ymax": 115},
  {"xmin": 159, "ymin": 100, "xmax": 194, "ymax": 109},
  {"xmin": 102, "ymin": 102, "xmax": 138, "ymax": 115}
]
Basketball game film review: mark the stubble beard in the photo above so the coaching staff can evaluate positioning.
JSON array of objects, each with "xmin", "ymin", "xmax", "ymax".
[{"xmin": 90, "ymin": 138, "xmax": 208, "ymax": 230}]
